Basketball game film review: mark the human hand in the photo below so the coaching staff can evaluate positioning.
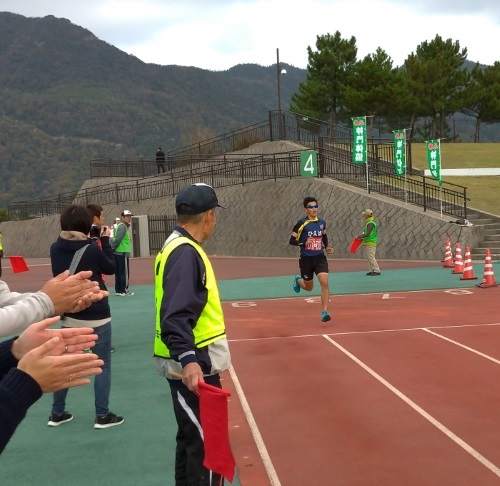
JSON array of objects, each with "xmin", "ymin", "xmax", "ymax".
[
  {"xmin": 101, "ymin": 226, "xmax": 111, "ymax": 238},
  {"xmin": 18, "ymin": 336, "xmax": 103, "ymax": 393},
  {"xmin": 42, "ymin": 270, "xmax": 107, "ymax": 315},
  {"xmin": 11, "ymin": 316, "xmax": 97, "ymax": 360},
  {"xmin": 182, "ymin": 362, "xmax": 204, "ymax": 392},
  {"xmin": 326, "ymin": 245, "xmax": 334, "ymax": 254}
]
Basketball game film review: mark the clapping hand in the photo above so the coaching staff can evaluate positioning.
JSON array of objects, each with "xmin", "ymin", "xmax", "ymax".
[
  {"xmin": 11, "ymin": 316, "xmax": 98, "ymax": 360},
  {"xmin": 17, "ymin": 337, "xmax": 103, "ymax": 392},
  {"xmin": 41, "ymin": 270, "xmax": 109, "ymax": 315}
]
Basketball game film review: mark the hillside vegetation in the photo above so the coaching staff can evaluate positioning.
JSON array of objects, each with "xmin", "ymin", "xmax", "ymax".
[
  {"xmin": 1, "ymin": 12, "xmax": 499, "ymax": 210},
  {"xmin": 0, "ymin": 12, "xmax": 305, "ymax": 207}
]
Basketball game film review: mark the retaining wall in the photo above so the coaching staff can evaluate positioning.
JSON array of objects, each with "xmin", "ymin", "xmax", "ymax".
[{"xmin": 1, "ymin": 177, "xmax": 478, "ymax": 261}]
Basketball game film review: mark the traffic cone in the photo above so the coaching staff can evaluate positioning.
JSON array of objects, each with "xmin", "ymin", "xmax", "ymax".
[
  {"xmin": 442, "ymin": 238, "xmax": 454, "ymax": 268},
  {"xmin": 441, "ymin": 237, "xmax": 451, "ymax": 262},
  {"xmin": 460, "ymin": 247, "xmax": 477, "ymax": 280},
  {"xmin": 476, "ymin": 249, "xmax": 498, "ymax": 288},
  {"xmin": 451, "ymin": 243, "xmax": 463, "ymax": 274}
]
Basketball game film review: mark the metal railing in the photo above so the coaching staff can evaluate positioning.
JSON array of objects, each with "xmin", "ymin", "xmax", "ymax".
[
  {"xmin": 8, "ymin": 110, "xmax": 467, "ymax": 219},
  {"xmin": 148, "ymin": 215, "xmax": 177, "ymax": 254},
  {"xmin": 88, "ymin": 111, "xmax": 356, "ymax": 179}
]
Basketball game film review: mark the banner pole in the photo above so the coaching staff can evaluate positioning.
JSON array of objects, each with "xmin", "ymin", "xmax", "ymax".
[
  {"xmin": 365, "ymin": 116, "xmax": 370, "ymax": 193},
  {"xmin": 365, "ymin": 153, "xmax": 369, "ymax": 193}
]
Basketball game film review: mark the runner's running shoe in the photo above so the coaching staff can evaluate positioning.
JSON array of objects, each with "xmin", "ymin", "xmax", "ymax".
[{"xmin": 292, "ymin": 275, "xmax": 301, "ymax": 293}]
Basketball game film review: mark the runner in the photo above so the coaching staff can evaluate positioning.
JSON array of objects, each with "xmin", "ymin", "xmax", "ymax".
[{"xmin": 289, "ymin": 196, "xmax": 333, "ymax": 322}]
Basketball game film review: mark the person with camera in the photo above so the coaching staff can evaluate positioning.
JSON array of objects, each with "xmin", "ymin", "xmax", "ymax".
[
  {"xmin": 87, "ymin": 203, "xmax": 106, "ymax": 248},
  {"xmin": 48, "ymin": 205, "xmax": 123, "ymax": 429}
]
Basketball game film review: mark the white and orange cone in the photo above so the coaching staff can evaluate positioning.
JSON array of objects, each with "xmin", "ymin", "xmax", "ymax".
[
  {"xmin": 442, "ymin": 238, "xmax": 454, "ymax": 268},
  {"xmin": 451, "ymin": 243, "xmax": 463, "ymax": 274},
  {"xmin": 441, "ymin": 237, "xmax": 451, "ymax": 263},
  {"xmin": 460, "ymin": 247, "xmax": 477, "ymax": 280},
  {"xmin": 477, "ymin": 249, "xmax": 498, "ymax": 288}
]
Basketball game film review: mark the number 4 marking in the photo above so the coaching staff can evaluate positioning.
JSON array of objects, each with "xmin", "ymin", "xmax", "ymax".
[{"xmin": 304, "ymin": 154, "xmax": 315, "ymax": 174}]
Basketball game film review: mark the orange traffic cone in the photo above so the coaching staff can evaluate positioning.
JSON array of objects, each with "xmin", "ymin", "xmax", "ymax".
[
  {"xmin": 460, "ymin": 247, "xmax": 477, "ymax": 280},
  {"xmin": 442, "ymin": 238, "xmax": 453, "ymax": 268},
  {"xmin": 451, "ymin": 243, "xmax": 463, "ymax": 274},
  {"xmin": 441, "ymin": 237, "xmax": 451, "ymax": 262},
  {"xmin": 477, "ymin": 249, "xmax": 498, "ymax": 288}
]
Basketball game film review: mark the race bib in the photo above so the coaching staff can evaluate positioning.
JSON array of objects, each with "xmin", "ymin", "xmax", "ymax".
[{"xmin": 305, "ymin": 237, "xmax": 322, "ymax": 251}]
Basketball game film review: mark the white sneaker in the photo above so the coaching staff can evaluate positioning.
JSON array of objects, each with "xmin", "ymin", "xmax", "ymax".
[
  {"xmin": 124, "ymin": 291, "xmax": 134, "ymax": 296},
  {"xmin": 115, "ymin": 292, "xmax": 126, "ymax": 296}
]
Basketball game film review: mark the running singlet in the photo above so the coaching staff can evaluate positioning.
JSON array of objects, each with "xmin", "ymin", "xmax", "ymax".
[{"xmin": 293, "ymin": 217, "xmax": 327, "ymax": 257}]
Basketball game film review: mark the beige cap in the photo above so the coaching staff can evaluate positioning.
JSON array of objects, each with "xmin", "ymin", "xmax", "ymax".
[{"xmin": 362, "ymin": 209, "xmax": 373, "ymax": 217}]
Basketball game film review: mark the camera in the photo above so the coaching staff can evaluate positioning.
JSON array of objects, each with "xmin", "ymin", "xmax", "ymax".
[{"xmin": 90, "ymin": 225, "xmax": 101, "ymax": 239}]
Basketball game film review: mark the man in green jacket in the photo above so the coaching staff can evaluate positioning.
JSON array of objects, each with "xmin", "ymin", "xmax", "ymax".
[
  {"xmin": 111, "ymin": 210, "xmax": 134, "ymax": 296},
  {"xmin": 357, "ymin": 209, "xmax": 381, "ymax": 276}
]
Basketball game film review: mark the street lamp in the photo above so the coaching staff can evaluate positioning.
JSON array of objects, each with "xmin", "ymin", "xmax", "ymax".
[{"xmin": 276, "ymin": 48, "xmax": 287, "ymax": 139}]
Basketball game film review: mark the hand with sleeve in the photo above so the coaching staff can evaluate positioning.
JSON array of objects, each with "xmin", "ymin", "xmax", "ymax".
[{"xmin": 17, "ymin": 337, "xmax": 103, "ymax": 392}]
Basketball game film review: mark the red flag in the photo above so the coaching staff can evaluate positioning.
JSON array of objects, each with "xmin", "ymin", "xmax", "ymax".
[
  {"xmin": 9, "ymin": 256, "xmax": 29, "ymax": 273},
  {"xmin": 198, "ymin": 381, "xmax": 235, "ymax": 483},
  {"xmin": 349, "ymin": 237, "xmax": 362, "ymax": 254}
]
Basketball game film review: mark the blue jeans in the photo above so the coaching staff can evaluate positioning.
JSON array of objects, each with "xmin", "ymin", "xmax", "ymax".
[{"xmin": 52, "ymin": 322, "xmax": 112, "ymax": 417}]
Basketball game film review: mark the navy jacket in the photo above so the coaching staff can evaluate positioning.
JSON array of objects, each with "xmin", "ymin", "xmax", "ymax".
[
  {"xmin": 0, "ymin": 337, "xmax": 42, "ymax": 454},
  {"xmin": 50, "ymin": 236, "xmax": 115, "ymax": 321}
]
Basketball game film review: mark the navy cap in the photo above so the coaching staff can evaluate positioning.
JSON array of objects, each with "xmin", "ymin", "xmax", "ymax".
[{"xmin": 175, "ymin": 183, "xmax": 225, "ymax": 215}]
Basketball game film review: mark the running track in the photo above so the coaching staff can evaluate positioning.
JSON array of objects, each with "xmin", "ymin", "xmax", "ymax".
[
  {"xmin": 4, "ymin": 257, "xmax": 500, "ymax": 484},
  {"xmin": 223, "ymin": 287, "xmax": 500, "ymax": 485}
]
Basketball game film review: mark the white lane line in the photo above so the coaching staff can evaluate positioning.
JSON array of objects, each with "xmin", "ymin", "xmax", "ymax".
[
  {"xmin": 322, "ymin": 334, "xmax": 500, "ymax": 478},
  {"xmin": 423, "ymin": 329, "xmax": 500, "ymax": 365},
  {"xmin": 228, "ymin": 365, "xmax": 281, "ymax": 486},
  {"xmin": 228, "ymin": 322, "xmax": 500, "ymax": 344},
  {"xmin": 225, "ymin": 287, "xmax": 480, "ymax": 304}
]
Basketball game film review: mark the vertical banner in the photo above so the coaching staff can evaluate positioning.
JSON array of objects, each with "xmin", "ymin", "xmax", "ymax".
[
  {"xmin": 352, "ymin": 117, "xmax": 367, "ymax": 164},
  {"xmin": 393, "ymin": 130, "xmax": 406, "ymax": 176},
  {"xmin": 426, "ymin": 139, "xmax": 442, "ymax": 186}
]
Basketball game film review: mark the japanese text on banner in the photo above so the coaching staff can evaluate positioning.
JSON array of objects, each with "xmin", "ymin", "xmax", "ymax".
[
  {"xmin": 352, "ymin": 117, "xmax": 367, "ymax": 164},
  {"xmin": 426, "ymin": 139, "xmax": 442, "ymax": 186},
  {"xmin": 393, "ymin": 130, "xmax": 406, "ymax": 176}
]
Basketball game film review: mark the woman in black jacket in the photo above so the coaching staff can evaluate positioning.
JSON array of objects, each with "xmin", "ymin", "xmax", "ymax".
[{"xmin": 48, "ymin": 205, "xmax": 124, "ymax": 429}]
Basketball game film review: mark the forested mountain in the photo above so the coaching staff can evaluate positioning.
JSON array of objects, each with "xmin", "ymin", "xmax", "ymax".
[
  {"xmin": 0, "ymin": 12, "xmax": 497, "ymax": 208},
  {"xmin": 0, "ymin": 12, "xmax": 305, "ymax": 207}
]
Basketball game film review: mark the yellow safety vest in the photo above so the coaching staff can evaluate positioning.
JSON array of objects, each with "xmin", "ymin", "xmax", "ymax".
[
  {"xmin": 362, "ymin": 217, "xmax": 378, "ymax": 247},
  {"xmin": 154, "ymin": 234, "xmax": 226, "ymax": 358}
]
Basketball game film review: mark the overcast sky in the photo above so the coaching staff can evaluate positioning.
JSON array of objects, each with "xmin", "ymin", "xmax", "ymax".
[{"xmin": 1, "ymin": 0, "xmax": 499, "ymax": 70}]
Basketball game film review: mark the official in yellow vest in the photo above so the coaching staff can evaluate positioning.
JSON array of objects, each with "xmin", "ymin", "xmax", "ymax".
[
  {"xmin": 154, "ymin": 183, "xmax": 230, "ymax": 485},
  {"xmin": 357, "ymin": 208, "xmax": 381, "ymax": 276}
]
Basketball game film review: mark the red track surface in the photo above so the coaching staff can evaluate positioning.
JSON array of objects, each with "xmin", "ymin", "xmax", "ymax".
[
  {"xmin": 223, "ymin": 288, "xmax": 500, "ymax": 485},
  {"xmin": 4, "ymin": 257, "xmax": 500, "ymax": 484}
]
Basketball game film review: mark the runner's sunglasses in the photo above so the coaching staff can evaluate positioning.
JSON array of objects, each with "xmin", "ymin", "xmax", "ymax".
[{"xmin": 306, "ymin": 204, "xmax": 318, "ymax": 209}]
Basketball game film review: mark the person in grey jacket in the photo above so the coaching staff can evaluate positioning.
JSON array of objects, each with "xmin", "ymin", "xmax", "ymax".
[{"xmin": 0, "ymin": 270, "xmax": 107, "ymax": 338}]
